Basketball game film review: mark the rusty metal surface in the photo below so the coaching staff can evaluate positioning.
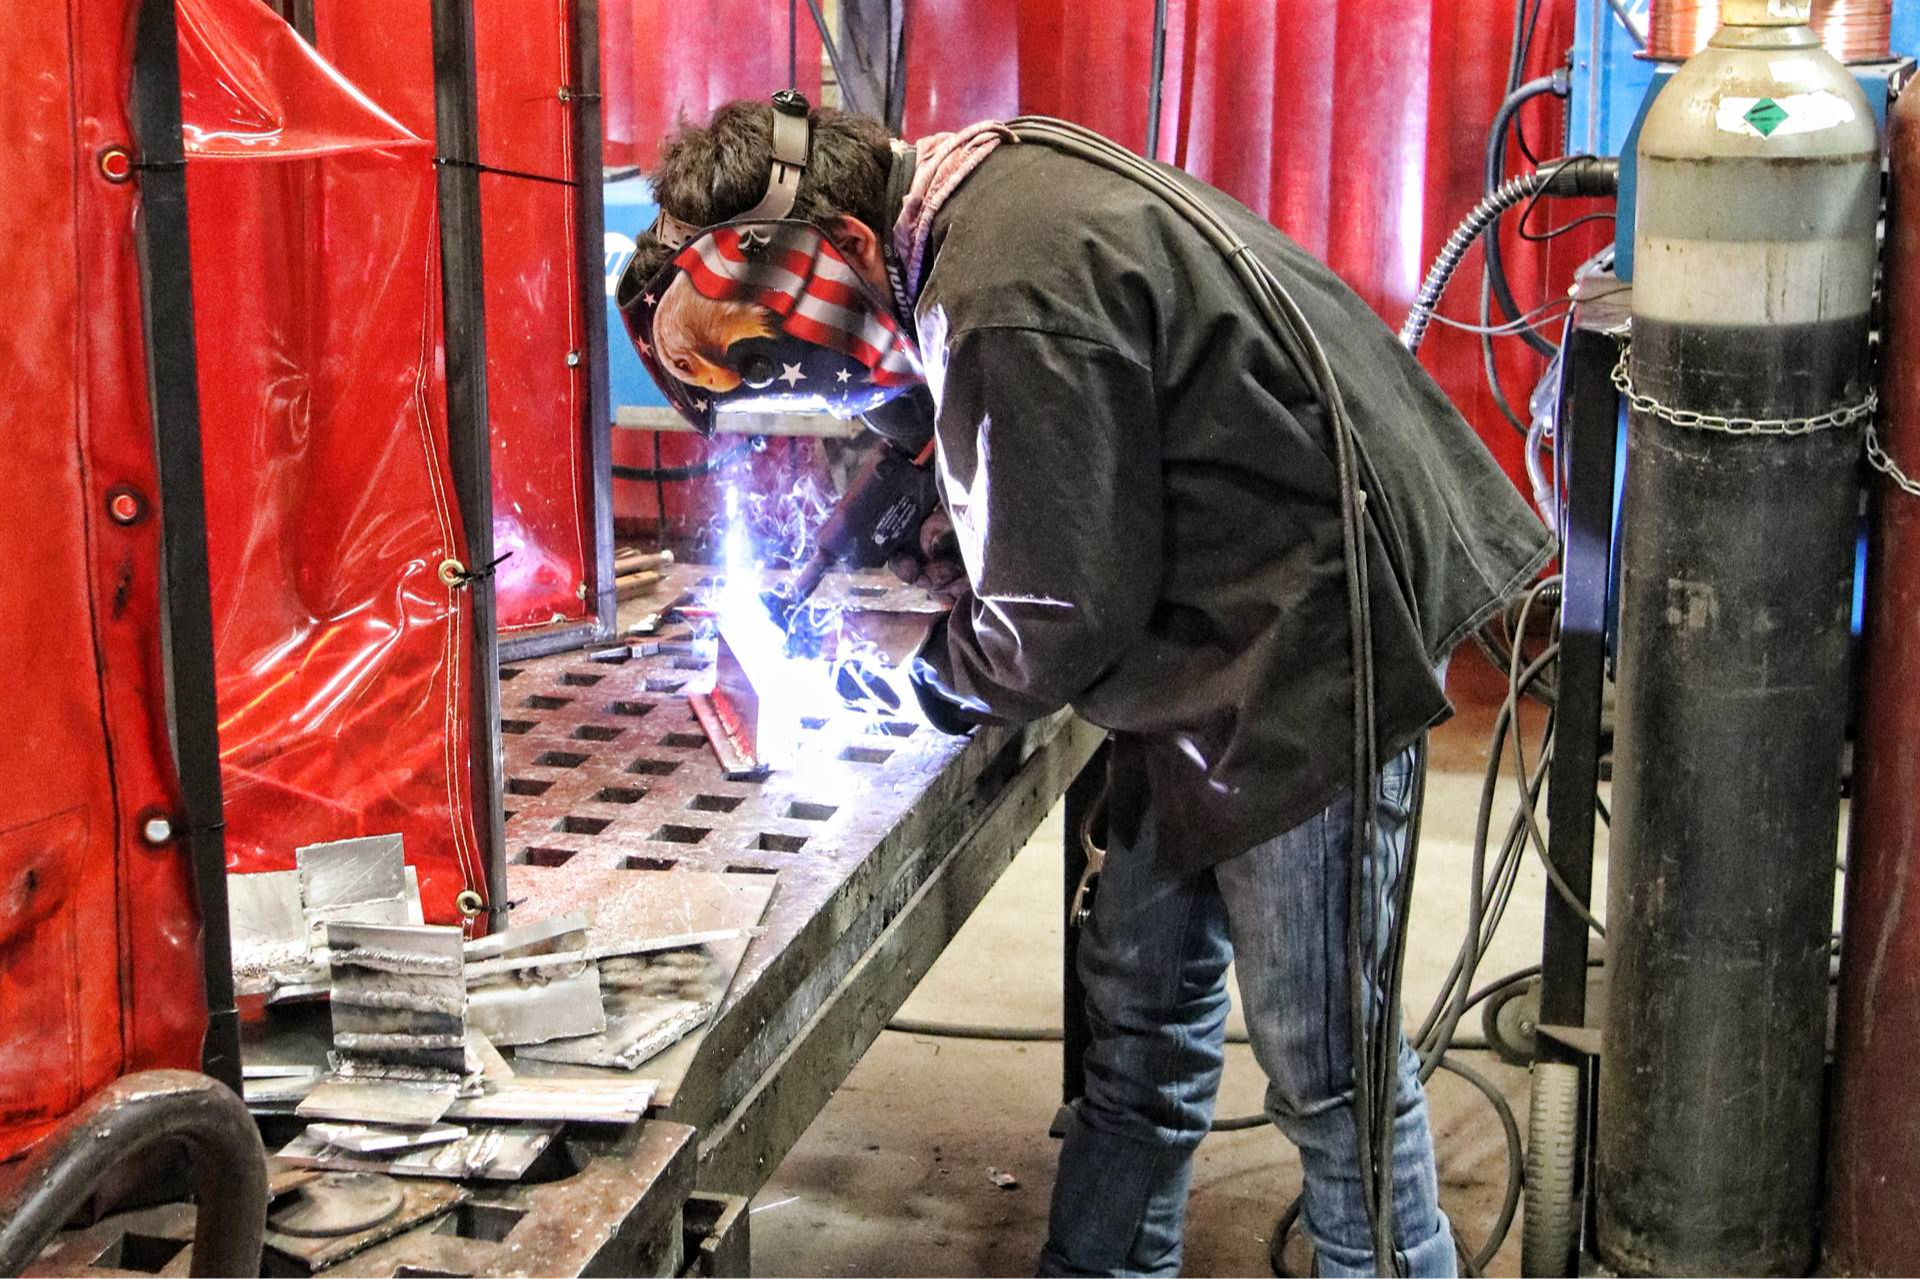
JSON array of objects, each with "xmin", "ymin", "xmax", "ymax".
[{"xmin": 24, "ymin": 1122, "xmax": 695, "ymax": 1279}]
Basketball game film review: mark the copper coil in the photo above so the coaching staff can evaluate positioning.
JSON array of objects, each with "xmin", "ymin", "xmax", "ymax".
[
  {"xmin": 1645, "ymin": 0, "xmax": 1723, "ymax": 61},
  {"xmin": 1644, "ymin": 0, "xmax": 1890, "ymax": 62},
  {"xmin": 1813, "ymin": 0, "xmax": 1893, "ymax": 62}
]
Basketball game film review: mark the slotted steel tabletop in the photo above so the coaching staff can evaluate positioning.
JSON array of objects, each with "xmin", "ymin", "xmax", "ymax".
[{"xmin": 498, "ymin": 565, "xmax": 1100, "ymax": 1191}]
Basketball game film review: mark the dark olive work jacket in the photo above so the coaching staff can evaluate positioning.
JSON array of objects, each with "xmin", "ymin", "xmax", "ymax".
[{"xmin": 879, "ymin": 140, "xmax": 1554, "ymax": 877}]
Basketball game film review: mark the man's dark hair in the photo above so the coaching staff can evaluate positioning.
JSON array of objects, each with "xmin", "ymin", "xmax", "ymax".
[{"xmin": 628, "ymin": 100, "xmax": 896, "ymax": 284}]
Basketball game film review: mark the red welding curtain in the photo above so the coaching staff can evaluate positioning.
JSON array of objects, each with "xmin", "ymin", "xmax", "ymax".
[
  {"xmin": 177, "ymin": 0, "xmax": 485, "ymax": 920},
  {"xmin": 0, "ymin": 0, "xmax": 207, "ymax": 1160},
  {"xmin": 602, "ymin": 0, "xmax": 1582, "ymax": 496},
  {"xmin": 318, "ymin": 1, "xmax": 599, "ymax": 633}
]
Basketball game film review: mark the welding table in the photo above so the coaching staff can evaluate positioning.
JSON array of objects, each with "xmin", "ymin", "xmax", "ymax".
[
  {"xmin": 20, "ymin": 568, "xmax": 1102, "ymax": 1279},
  {"xmin": 497, "ymin": 567, "xmax": 1107, "ymax": 1200}
]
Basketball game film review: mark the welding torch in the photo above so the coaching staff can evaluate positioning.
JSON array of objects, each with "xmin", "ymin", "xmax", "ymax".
[{"xmin": 762, "ymin": 437, "xmax": 941, "ymax": 629}]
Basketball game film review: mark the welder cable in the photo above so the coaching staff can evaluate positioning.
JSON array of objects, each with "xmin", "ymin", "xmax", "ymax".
[
  {"xmin": 1004, "ymin": 115, "xmax": 1405, "ymax": 1274},
  {"xmin": 1482, "ymin": 74, "xmax": 1569, "ymax": 360},
  {"xmin": 1401, "ymin": 170, "xmax": 1569, "ymax": 354},
  {"xmin": 1412, "ymin": 655, "xmax": 1558, "ymax": 1072}
]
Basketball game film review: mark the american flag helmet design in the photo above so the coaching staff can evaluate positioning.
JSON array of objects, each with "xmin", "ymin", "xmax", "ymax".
[{"xmin": 618, "ymin": 219, "xmax": 924, "ymax": 437}]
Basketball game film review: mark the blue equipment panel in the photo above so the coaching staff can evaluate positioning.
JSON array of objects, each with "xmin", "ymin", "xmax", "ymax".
[{"xmin": 604, "ymin": 176, "xmax": 670, "ymax": 413}]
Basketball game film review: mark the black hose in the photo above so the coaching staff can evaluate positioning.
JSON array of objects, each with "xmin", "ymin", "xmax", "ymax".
[
  {"xmin": 1402, "ymin": 158, "xmax": 1617, "ymax": 354},
  {"xmin": 1483, "ymin": 72, "xmax": 1570, "ymax": 359}
]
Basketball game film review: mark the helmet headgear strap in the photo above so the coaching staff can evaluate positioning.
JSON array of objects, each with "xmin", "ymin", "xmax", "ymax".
[{"xmin": 653, "ymin": 89, "xmax": 812, "ymax": 250}]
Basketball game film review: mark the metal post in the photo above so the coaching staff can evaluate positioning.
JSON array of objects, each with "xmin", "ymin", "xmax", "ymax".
[
  {"xmin": 429, "ymin": 0, "xmax": 508, "ymax": 929},
  {"xmin": 572, "ymin": 0, "xmax": 617, "ymax": 643},
  {"xmin": 129, "ymin": 0, "xmax": 242, "ymax": 1094},
  {"xmin": 1146, "ymin": 0, "xmax": 1169, "ymax": 159},
  {"xmin": 1536, "ymin": 314, "xmax": 1617, "ymax": 1050}
]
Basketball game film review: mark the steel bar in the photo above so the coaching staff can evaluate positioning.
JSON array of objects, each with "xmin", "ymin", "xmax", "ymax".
[
  {"xmin": 1536, "ymin": 302, "xmax": 1619, "ymax": 1051},
  {"xmin": 570, "ymin": 0, "xmax": 618, "ymax": 646},
  {"xmin": 429, "ymin": 0, "xmax": 508, "ymax": 927}
]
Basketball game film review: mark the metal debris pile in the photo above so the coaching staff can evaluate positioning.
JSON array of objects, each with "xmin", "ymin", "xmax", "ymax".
[{"xmin": 233, "ymin": 834, "xmax": 745, "ymax": 1182}]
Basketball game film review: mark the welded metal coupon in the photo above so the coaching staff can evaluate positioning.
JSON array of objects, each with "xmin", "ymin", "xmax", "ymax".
[
  {"xmin": 305, "ymin": 1122, "xmax": 468, "ymax": 1154},
  {"xmin": 327, "ymin": 922, "xmax": 468, "ymax": 1076},
  {"xmin": 515, "ymin": 994, "xmax": 710, "ymax": 1071},
  {"xmin": 469, "ymin": 963, "xmax": 606, "ymax": 1047},
  {"xmin": 276, "ymin": 1124, "xmax": 558, "ymax": 1181},
  {"xmin": 297, "ymin": 1079, "xmax": 459, "ymax": 1127},
  {"xmin": 229, "ymin": 869, "xmax": 312, "ymax": 996},
  {"xmin": 298, "ymin": 834, "xmax": 410, "ymax": 937},
  {"xmin": 444, "ymin": 1076, "xmax": 658, "ymax": 1123},
  {"xmin": 465, "ymin": 910, "xmax": 607, "ymax": 1046}
]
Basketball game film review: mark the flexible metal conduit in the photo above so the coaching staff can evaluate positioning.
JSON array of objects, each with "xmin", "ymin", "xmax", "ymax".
[
  {"xmin": 0, "ymin": 1071, "xmax": 266, "ymax": 1278},
  {"xmin": 1399, "ymin": 157, "xmax": 1619, "ymax": 355}
]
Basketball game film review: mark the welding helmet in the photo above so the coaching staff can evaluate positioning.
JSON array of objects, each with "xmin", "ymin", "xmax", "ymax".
[{"xmin": 616, "ymin": 90, "xmax": 924, "ymax": 437}]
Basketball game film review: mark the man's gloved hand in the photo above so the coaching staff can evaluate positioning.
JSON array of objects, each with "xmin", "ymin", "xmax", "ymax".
[
  {"xmin": 826, "ymin": 609, "xmax": 942, "ymax": 726},
  {"xmin": 885, "ymin": 509, "xmax": 969, "ymax": 608}
]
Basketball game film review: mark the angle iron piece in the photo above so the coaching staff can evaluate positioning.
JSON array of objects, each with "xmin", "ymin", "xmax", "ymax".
[
  {"xmin": 297, "ymin": 835, "xmax": 410, "ymax": 943},
  {"xmin": 688, "ymin": 691, "xmax": 770, "ymax": 782}
]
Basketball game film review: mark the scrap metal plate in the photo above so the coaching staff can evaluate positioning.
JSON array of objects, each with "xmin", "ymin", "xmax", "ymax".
[{"xmin": 266, "ymin": 1171, "xmax": 405, "ymax": 1238}]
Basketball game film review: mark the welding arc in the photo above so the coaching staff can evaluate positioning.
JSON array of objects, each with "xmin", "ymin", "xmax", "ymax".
[{"xmin": 1004, "ymin": 115, "xmax": 1418, "ymax": 1275}]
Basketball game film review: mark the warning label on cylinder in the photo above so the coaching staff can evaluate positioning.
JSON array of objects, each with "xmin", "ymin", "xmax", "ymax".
[{"xmin": 1715, "ymin": 91, "xmax": 1856, "ymax": 139}]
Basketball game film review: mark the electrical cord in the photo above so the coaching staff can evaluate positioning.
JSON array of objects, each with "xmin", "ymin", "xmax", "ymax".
[
  {"xmin": 1401, "ymin": 159, "xmax": 1618, "ymax": 355},
  {"xmin": 1482, "ymin": 74, "xmax": 1570, "ymax": 362},
  {"xmin": 1001, "ymin": 115, "xmax": 1414, "ymax": 1275}
]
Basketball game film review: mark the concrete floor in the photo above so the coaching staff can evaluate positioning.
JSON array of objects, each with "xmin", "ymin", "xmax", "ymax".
[{"xmin": 750, "ymin": 680, "xmax": 1596, "ymax": 1277}]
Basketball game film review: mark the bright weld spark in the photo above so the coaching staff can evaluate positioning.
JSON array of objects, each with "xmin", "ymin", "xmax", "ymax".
[{"xmin": 711, "ymin": 484, "xmax": 842, "ymax": 766}]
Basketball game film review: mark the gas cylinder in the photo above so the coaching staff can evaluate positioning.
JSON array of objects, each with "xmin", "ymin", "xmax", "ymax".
[
  {"xmin": 1597, "ymin": 1, "xmax": 1879, "ymax": 1275},
  {"xmin": 1826, "ymin": 81, "xmax": 1920, "ymax": 1279}
]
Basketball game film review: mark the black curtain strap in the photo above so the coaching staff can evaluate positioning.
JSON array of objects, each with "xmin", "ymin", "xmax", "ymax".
[{"xmin": 433, "ymin": 155, "xmax": 579, "ymax": 189}]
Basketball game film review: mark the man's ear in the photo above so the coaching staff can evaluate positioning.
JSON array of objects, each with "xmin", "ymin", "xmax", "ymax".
[{"xmin": 827, "ymin": 215, "xmax": 889, "ymax": 292}]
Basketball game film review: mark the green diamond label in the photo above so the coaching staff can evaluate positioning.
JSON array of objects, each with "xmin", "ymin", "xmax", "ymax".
[{"xmin": 1745, "ymin": 98, "xmax": 1789, "ymax": 137}]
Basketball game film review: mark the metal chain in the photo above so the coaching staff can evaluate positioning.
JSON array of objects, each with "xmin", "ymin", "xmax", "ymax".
[
  {"xmin": 1611, "ymin": 342, "xmax": 1877, "ymax": 437},
  {"xmin": 1866, "ymin": 423, "xmax": 1920, "ymax": 498}
]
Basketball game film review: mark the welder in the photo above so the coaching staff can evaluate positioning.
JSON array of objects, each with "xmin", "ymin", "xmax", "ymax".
[{"xmin": 618, "ymin": 94, "xmax": 1551, "ymax": 1278}]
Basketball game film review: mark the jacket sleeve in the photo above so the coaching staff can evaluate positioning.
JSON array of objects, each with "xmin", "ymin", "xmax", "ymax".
[{"xmin": 913, "ymin": 324, "xmax": 1163, "ymax": 725}]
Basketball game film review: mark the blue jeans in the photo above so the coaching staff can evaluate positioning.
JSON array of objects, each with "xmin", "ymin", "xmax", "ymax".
[{"xmin": 1040, "ymin": 747, "xmax": 1454, "ymax": 1278}]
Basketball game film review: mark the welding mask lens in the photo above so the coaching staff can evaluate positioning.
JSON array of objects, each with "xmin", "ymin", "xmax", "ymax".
[{"xmin": 618, "ymin": 220, "xmax": 923, "ymax": 437}]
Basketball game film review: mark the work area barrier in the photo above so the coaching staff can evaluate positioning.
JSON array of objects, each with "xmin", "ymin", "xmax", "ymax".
[{"xmin": 177, "ymin": 0, "xmax": 483, "ymax": 919}]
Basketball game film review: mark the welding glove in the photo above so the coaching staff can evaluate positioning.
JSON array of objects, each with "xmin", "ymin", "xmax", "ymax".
[
  {"xmin": 826, "ymin": 608, "xmax": 943, "ymax": 726},
  {"xmin": 884, "ymin": 508, "xmax": 970, "ymax": 608}
]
